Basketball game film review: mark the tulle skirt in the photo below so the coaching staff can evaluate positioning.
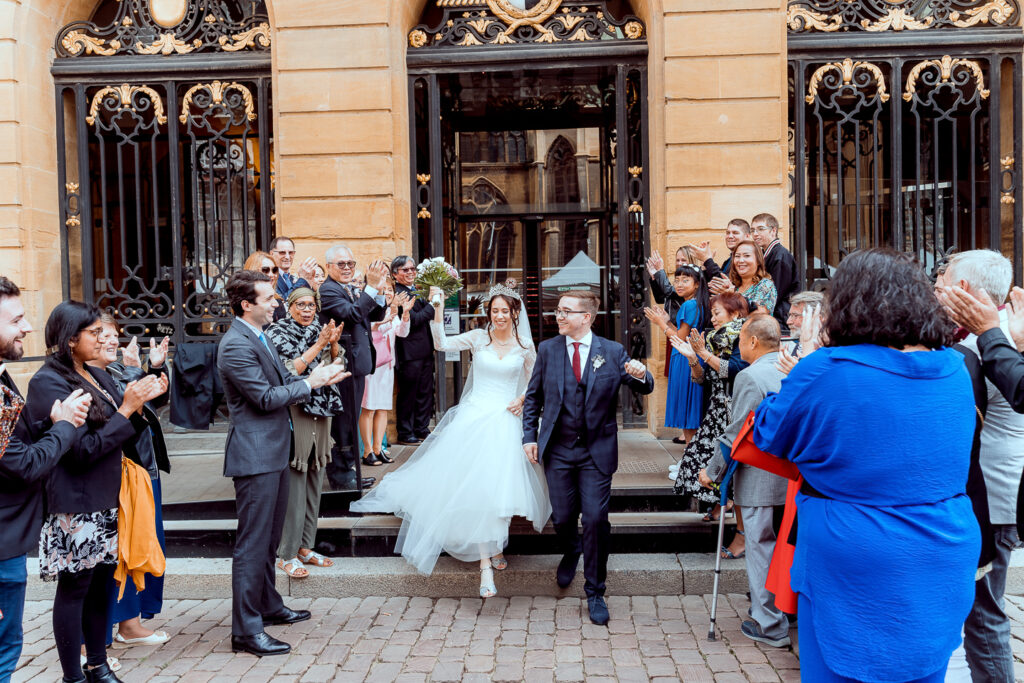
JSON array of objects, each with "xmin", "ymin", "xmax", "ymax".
[{"xmin": 350, "ymin": 395, "xmax": 552, "ymax": 574}]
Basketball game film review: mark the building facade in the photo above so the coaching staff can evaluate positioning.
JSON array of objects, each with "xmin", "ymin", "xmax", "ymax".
[{"xmin": 0, "ymin": 0, "xmax": 1020, "ymax": 435}]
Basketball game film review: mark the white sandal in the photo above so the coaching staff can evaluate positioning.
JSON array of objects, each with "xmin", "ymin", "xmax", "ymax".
[
  {"xmin": 112, "ymin": 630, "xmax": 169, "ymax": 647},
  {"xmin": 490, "ymin": 555, "xmax": 508, "ymax": 571},
  {"xmin": 479, "ymin": 566, "xmax": 497, "ymax": 598}
]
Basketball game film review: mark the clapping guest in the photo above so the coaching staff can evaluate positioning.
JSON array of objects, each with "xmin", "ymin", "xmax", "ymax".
[
  {"xmin": 716, "ymin": 241, "xmax": 777, "ymax": 315},
  {"xmin": 755, "ymin": 248, "xmax": 977, "ymax": 682},
  {"xmin": 644, "ymin": 264, "xmax": 709, "ymax": 446},
  {"xmin": 690, "ymin": 218, "xmax": 751, "ymax": 281},
  {"xmin": 391, "ymin": 255, "xmax": 436, "ymax": 445},
  {"xmin": 27, "ymin": 301, "xmax": 167, "ymax": 683},
  {"xmin": 361, "ymin": 284, "xmax": 411, "ymax": 465},
  {"xmin": 669, "ymin": 293, "xmax": 749, "ymax": 523},
  {"xmin": 244, "ymin": 251, "xmax": 285, "ymax": 322},
  {"xmin": 319, "ymin": 245, "xmax": 387, "ymax": 492},
  {"xmin": 265, "ymin": 287, "xmax": 345, "ymax": 580},
  {"xmin": 269, "ymin": 237, "xmax": 317, "ymax": 299},
  {"xmin": 0, "ymin": 278, "xmax": 91, "ymax": 683},
  {"xmin": 89, "ymin": 321, "xmax": 172, "ymax": 649}
]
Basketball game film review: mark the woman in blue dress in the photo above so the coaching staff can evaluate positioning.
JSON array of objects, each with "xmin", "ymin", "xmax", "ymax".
[
  {"xmin": 752, "ymin": 249, "xmax": 979, "ymax": 682},
  {"xmin": 646, "ymin": 264, "xmax": 709, "ymax": 445}
]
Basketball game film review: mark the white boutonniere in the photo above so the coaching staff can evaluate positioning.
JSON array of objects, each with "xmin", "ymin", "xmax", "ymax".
[{"xmin": 592, "ymin": 355, "xmax": 605, "ymax": 371}]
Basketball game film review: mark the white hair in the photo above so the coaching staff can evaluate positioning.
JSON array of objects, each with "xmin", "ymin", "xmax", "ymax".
[
  {"xmin": 325, "ymin": 244, "xmax": 352, "ymax": 263},
  {"xmin": 947, "ymin": 249, "xmax": 1012, "ymax": 304}
]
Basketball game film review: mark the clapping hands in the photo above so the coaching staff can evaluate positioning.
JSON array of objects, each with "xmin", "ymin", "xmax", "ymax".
[
  {"xmin": 775, "ymin": 347, "xmax": 799, "ymax": 376},
  {"xmin": 669, "ymin": 335, "xmax": 697, "ymax": 361},
  {"xmin": 296, "ymin": 257, "xmax": 319, "ymax": 285},
  {"xmin": 643, "ymin": 306, "xmax": 670, "ymax": 330},
  {"xmin": 708, "ymin": 275, "xmax": 734, "ymax": 295},
  {"xmin": 307, "ymin": 357, "xmax": 350, "ymax": 389},
  {"xmin": 365, "ymin": 260, "xmax": 390, "ymax": 291},
  {"xmin": 50, "ymin": 388, "xmax": 92, "ymax": 427},
  {"xmin": 797, "ymin": 303, "xmax": 822, "ymax": 357},
  {"xmin": 645, "ymin": 250, "xmax": 665, "ymax": 277}
]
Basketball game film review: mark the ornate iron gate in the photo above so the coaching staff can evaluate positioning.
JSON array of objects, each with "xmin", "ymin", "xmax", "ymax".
[
  {"xmin": 406, "ymin": 0, "xmax": 650, "ymax": 422},
  {"xmin": 53, "ymin": 0, "xmax": 273, "ymax": 345},
  {"xmin": 788, "ymin": 0, "xmax": 1023, "ymax": 286}
]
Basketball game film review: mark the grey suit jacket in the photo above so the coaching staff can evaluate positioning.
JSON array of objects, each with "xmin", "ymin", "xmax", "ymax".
[
  {"xmin": 217, "ymin": 318, "xmax": 312, "ymax": 478},
  {"xmin": 706, "ymin": 351, "xmax": 788, "ymax": 507}
]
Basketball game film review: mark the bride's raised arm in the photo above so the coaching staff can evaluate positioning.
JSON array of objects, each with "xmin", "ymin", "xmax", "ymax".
[{"xmin": 429, "ymin": 286, "xmax": 487, "ymax": 352}]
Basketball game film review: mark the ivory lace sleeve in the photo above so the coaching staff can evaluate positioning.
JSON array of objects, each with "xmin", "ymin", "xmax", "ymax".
[{"xmin": 430, "ymin": 322, "xmax": 487, "ymax": 353}]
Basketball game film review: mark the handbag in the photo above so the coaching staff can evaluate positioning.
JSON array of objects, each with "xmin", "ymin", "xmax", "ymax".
[
  {"xmin": 374, "ymin": 330, "xmax": 393, "ymax": 368},
  {"xmin": 729, "ymin": 411, "xmax": 800, "ymax": 481}
]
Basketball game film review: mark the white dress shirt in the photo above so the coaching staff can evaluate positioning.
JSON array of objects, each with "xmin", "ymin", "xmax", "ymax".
[{"xmin": 566, "ymin": 331, "xmax": 593, "ymax": 375}]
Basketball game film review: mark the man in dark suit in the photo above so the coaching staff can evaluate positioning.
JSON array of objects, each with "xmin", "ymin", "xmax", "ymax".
[
  {"xmin": 269, "ymin": 236, "xmax": 314, "ymax": 300},
  {"xmin": 0, "ymin": 276, "xmax": 91, "ymax": 679},
  {"xmin": 522, "ymin": 289, "xmax": 654, "ymax": 626},
  {"xmin": 751, "ymin": 213, "xmax": 800, "ymax": 330},
  {"xmin": 391, "ymin": 255, "xmax": 435, "ymax": 444},
  {"xmin": 218, "ymin": 270, "xmax": 349, "ymax": 656},
  {"xmin": 319, "ymin": 245, "xmax": 387, "ymax": 488}
]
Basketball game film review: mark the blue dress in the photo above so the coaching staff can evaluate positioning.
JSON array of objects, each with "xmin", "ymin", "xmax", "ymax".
[
  {"xmin": 753, "ymin": 345, "xmax": 979, "ymax": 683},
  {"xmin": 664, "ymin": 300, "xmax": 703, "ymax": 430}
]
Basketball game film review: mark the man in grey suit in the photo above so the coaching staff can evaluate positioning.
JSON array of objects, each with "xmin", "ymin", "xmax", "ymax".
[
  {"xmin": 218, "ymin": 270, "xmax": 350, "ymax": 657},
  {"xmin": 701, "ymin": 314, "xmax": 790, "ymax": 648}
]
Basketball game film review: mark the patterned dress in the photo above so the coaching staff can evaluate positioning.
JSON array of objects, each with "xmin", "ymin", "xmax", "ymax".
[
  {"xmin": 673, "ymin": 319, "xmax": 744, "ymax": 504},
  {"xmin": 39, "ymin": 509, "xmax": 118, "ymax": 581},
  {"xmin": 739, "ymin": 278, "xmax": 777, "ymax": 316}
]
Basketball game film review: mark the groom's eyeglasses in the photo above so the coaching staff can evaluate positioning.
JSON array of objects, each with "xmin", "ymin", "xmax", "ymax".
[{"xmin": 554, "ymin": 308, "xmax": 587, "ymax": 318}]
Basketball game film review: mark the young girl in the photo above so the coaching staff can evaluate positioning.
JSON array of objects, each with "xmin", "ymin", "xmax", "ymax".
[
  {"xmin": 360, "ymin": 282, "xmax": 411, "ymax": 466},
  {"xmin": 645, "ymin": 264, "xmax": 710, "ymax": 446}
]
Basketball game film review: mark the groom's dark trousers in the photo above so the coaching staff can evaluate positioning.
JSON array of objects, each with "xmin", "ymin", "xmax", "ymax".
[{"xmin": 523, "ymin": 334, "xmax": 654, "ymax": 600}]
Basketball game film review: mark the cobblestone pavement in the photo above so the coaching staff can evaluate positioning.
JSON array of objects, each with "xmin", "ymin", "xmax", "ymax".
[{"xmin": 14, "ymin": 593, "xmax": 803, "ymax": 682}]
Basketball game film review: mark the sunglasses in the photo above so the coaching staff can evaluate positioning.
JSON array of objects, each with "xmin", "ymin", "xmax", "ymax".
[
  {"xmin": 261, "ymin": 266, "xmax": 280, "ymax": 275},
  {"xmin": 331, "ymin": 261, "xmax": 357, "ymax": 270}
]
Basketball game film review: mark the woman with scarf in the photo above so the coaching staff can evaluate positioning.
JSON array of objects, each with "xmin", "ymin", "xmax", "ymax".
[
  {"xmin": 265, "ymin": 287, "xmax": 344, "ymax": 579},
  {"xmin": 670, "ymin": 292, "xmax": 750, "ymax": 549}
]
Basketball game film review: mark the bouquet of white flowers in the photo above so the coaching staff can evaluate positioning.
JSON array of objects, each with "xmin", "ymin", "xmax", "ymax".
[{"xmin": 413, "ymin": 257, "xmax": 463, "ymax": 307}]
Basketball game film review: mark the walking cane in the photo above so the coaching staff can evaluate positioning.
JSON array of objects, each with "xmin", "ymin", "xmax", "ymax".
[{"xmin": 707, "ymin": 455, "xmax": 739, "ymax": 642}]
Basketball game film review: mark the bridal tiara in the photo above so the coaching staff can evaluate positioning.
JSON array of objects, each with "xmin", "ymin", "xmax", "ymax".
[{"xmin": 488, "ymin": 279, "xmax": 522, "ymax": 301}]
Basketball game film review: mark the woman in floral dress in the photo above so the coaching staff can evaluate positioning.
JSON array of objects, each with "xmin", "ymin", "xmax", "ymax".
[{"xmin": 729, "ymin": 240, "xmax": 777, "ymax": 315}]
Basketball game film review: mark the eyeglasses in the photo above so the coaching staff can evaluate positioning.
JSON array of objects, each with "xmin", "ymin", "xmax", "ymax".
[
  {"xmin": 260, "ymin": 266, "xmax": 280, "ymax": 275},
  {"xmin": 752, "ymin": 225, "xmax": 773, "ymax": 233},
  {"xmin": 83, "ymin": 325, "xmax": 104, "ymax": 337},
  {"xmin": 331, "ymin": 261, "xmax": 357, "ymax": 270},
  {"xmin": 271, "ymin": 250, "xmax": 295, "ymax": 256},
  {"xmin": 396, "ymin": 267, "xmax": 416, "ymax": 273},
  {"xmin": 292, "ymin": 301, "xmax": 317, "ymax": 311},
  {"xmin": 554, "ymin": 308, "xmax": 587, "ymax": 318}
]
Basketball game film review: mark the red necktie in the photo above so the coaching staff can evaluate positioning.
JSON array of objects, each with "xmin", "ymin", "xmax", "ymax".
[{"xmin": 572, "ymin": 342, "xmax": 582, "ymax": 383}]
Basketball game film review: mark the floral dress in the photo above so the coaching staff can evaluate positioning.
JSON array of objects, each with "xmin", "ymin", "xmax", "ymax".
[
  {"xmin": 739, "ymin": 278, "xmax": 777, "ymax": 316},
  {"xmin": 674, "ymin": 319, "xmax": 744, "ymax": 504}
]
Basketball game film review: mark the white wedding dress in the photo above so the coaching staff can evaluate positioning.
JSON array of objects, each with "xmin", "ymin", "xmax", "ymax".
[{"xmin": 350, "ymin": 321, "xmax": 552, "ymax": 574}]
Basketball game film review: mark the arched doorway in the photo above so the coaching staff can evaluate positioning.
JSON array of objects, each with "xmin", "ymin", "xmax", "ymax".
[
  {"xmin": 53, "ymin": 0, "xmax": 274, "ymax": 345},
  {"xmin": 407, "ymin": 0, "xmax": 649, "ymax": 422}
]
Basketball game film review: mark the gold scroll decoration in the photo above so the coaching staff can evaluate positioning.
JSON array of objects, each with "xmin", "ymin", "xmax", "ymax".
[
  {"xmin": 1001, "ymin": 156, "xmax": 1016, "ymax": 205},
  {"xmin": 179, "ymin": 81, "xmax": 256, "ymax": 123},
  {"xmin": 85, "ymin": 84, "xmax": 168, "ymax": 125},
  {"xmin": 219, "ymin": 22, "xmax": 271, "ymax": 52},
  {"xmin": 486, "ymin": 0, "xmax": 562, "ymax": 40},
  {"xmin": 950, "ymin": 0, "xmax": 1017, "ymax": 27},
  {"xmin": 136, "ymin": 32, "xmax": 201, "ymax": 54},
  {"xmin": 61, "ymin": 31, "xmax": 121, "ymax": 56},
  {"xmin": 861, "ymin": 8, "xmax": 934, "ymax": 31},
  {"xmin": 902, "ymin": 56, "xmax": 990, "ymax": 101},
  {"xmin": 786, "ymin": 6, "xmax": 842, "ymax": 31},
  {"xmin": 805, "ymin": 58, "xmax": 891, "ymax": 104}
]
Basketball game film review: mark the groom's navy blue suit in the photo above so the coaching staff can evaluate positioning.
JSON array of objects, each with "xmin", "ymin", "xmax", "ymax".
[{"xmin": 522, "ymin": 334, "xmax": 654, "ymax": 597}]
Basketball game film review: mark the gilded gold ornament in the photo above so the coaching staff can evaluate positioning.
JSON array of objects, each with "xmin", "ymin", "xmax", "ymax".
[
  {"xmin": 417, "ymin": 208, "xmax": 432, "ymax": 219},
  {"xmin": 805, "ymin": 58, "xmax": 890, "ymax": 104},
  {"xmin": 860, "ymin": 8, "xmax": 933, "ymax": 31},
  {"xmin": 86, "ymin": 84, "xmax": 167, "ymax": 125},
  {"xmin": 950, "ymin": 0, "xmax": 1016, "ymax": 26},
  {"xmin": 61, "ymin": 31, "xmax": 120, "ymax": 56},
  {"xmin": 786, "ymin": 6, "xmax": 842, "ymax": 32},
  {"xmin": 408, "ymin": 29, "xmax": 429, "ymax": 48},
  {"xmin": 179, "ymin": 81, "xmax": 256, "ymax": 123},
  {"xmin": 903, "ymin": 56, "xmax": 990, "ymax": 101},
  {"xmin": 416, "ymin": 174, "xmax": 431, "ymax": 184},
  {"xmin": 623, "ymin": 21, "xmax": 643, "ymax": 39},
  {"xmin": 219, "ymin": 22, "xmax": 271, "ymax": 52},
  {"xmin": 135, "ymin": 32, "xmax": 199, "ymax": 55}
]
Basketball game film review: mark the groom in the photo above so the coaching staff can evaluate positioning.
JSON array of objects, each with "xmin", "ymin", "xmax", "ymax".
[{"xmin": 522, "ymin": 289, "xmax": 654, "ymax": 625}]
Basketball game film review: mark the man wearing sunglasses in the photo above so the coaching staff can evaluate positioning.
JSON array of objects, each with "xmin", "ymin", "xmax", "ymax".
[
  {"xmin": 319, "ymin": 245, "xmax": 388, "ymax": 492},
  {"xmin": 390, "ymin": 256, "xmax": 435, "ymax": 445},
  {"xmin": 269, "ymin": 236, "xmax": 318, "ymax": 300}
]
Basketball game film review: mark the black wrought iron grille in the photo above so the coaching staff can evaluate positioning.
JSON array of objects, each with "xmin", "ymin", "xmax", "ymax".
[{"xmin": 789, "ymin": 51, "xmax": 1023, "ymax": 286}]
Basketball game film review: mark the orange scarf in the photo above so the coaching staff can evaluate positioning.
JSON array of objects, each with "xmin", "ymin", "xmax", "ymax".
[{"xmin": 114, "ymin": 457, "xmax": 165, "ymax": 600}]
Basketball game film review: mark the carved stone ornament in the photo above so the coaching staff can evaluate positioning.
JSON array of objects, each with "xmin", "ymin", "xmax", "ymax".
[
  {"xmin": 409, "ymin": 0, "xmax": 645, "ymax": 48},
  {"xmin": 55, "ymin": 0, "xmax": 271, "ymax": 58},
  {"xmin": 787, "ymin": 0, "xmax": 1019, "ymax": 33}
]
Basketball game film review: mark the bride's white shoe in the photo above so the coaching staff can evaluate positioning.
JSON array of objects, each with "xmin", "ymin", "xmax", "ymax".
[{"xmin": 479, "ymin": 566, "xmax": 497, "ymax": 598}]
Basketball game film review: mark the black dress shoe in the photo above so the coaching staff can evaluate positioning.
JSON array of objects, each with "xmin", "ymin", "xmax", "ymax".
[
  {"xmin": 63, "ymin": 676, "xmax": 86, "ymax": 683},
  {"xmin": 556, "ymin": 552, "xmax": 580, "ymax": 588},
  {"xmin": 415, "ymin": 431, "xmax": 431, "ymax": 440},
  {"xmin": 231, "ymin": 631, "xmax": 291, "ymax": 656},
  {"xmin": 83, "ymin": 663, "xmax": 123, "ymax": 683},
  {"xmin": 396, "ymin": 437, "xmax": 420, "ymax": 445},
  {"xmin": 336, "ymin": 476, "xmax": 376, "ymax": 492},
  {"xmin": 263, "ymin": 606, "xmax": 311, "ymax": 626},
  {"xmin": 587, "ymin": 595, "xmax": 610, "ymax": 626}
]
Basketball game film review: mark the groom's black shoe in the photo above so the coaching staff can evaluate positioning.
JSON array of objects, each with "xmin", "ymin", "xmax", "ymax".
[
  {"xmin": 262, "ymin": 606, "xmax": 311, "ymax": 626},
  {"xmin": 556, "ymin": 553, "xmax": 580, "ymax": 588},
  {"xmin": 588, "ymin": 595, "xmax": 610, "ymax": 626},
  {"xmin": 231, "ymin": 632, "xmax": 291, "ymax": 656}
]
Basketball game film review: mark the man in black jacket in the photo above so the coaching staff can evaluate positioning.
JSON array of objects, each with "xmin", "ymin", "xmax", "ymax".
[
  {"xmin": 319, "ymin": 245, "xmax": 387, "ymax": 489},
  {"xmin": 391, "ymin": 256, "xmax": 436, "ymax": 444},
  {"xmin": 0, "ymin": 277, "xmax": 90, "ymax": 680},
  {"xmin": 751, "ymin": 213, "xmax": 800, "ymax": 330}
]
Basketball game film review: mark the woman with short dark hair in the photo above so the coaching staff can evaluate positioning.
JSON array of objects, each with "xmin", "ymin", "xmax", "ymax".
[
  {"xmin": 752, "ymin": 249, "xmax": 978, "ymax": 681},
  {"xmin": 26, "ymin": 302, "xmax": 167, "ymax": 683}
]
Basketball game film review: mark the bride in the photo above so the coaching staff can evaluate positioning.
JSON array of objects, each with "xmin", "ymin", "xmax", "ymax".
[{"xmin": 350, "ymin": 281, "xmax": 551, "ymax": 597}]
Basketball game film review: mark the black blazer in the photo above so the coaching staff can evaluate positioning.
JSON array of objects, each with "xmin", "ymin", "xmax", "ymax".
[
  {"xmin": 953, "ymin": 344, "xmax": 996, "ymax": 568},
  {"xmin": 107, "ymin": 361, "xmax": 171, "ymax": 476},
  {"xmin": 25, "ymin": 364, "xmax": 146, "ymax": 515},
  {"xmin": 169, "ymin": 342, "xmax": 221, "ymax": 430},
  {"xmin": 394, "ymin": 283, "xmax": 435, "ymax": 362},
  {"xmin": 318, "ymin": 277, "xmax": 385, "ymax": 378},
  {"xmin": 0, "ymin": 371, "xmax": 80, "ymax": 560},
  {"xmin": 764, "ymin": 242, "xmax": 800, "ymax": 327}
]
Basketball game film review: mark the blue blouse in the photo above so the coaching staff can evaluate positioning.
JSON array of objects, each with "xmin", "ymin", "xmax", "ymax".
[{"xmin": 753, "ymin": 344, "xmax": 979, "ymax": 680}]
